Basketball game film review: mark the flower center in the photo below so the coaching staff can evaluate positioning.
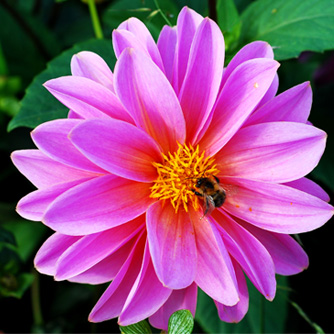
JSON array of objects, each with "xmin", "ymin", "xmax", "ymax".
[{"xmin": 150, "ymin": 143, "xmax": 219, "ymax": 213}]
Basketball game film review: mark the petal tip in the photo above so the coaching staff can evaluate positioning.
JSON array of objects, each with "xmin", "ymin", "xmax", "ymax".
[{"xmin": 88, "ymin": 314, "xmax": 96, "ymax": 323}]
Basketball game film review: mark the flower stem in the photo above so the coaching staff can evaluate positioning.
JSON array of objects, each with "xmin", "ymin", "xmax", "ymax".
[
  {"xmin": 153, "ymin": 0, "xmax": 172, "ymax": 26},
  {"xmin": 87, "ymin": 0, "xmax": 103, "ymax": 39},
  {"xmin": 259, "ymin": 295, "xmax": 265, "ymax": 334},
  {"xmin": 31, "ymin": 268, "xmax": 43, "ymax": 327}
]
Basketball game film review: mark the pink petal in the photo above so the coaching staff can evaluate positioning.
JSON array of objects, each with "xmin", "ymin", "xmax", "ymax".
[
  {"xmin": 17, "ymin": 178, "xmax": 92, "ymax": 221},
  {"xmin": 216, "ymin": 122, "xmax": 327, "ymax": 183},
  {"xmin": 246, "ymin": 81, "xmax": 312, "ymax": 126},
  {"xmin": 157, "ymin": 25, "xmax": 177, "ymax": 83},
  {"xmin": 43, "ymin": 174, "xmax": 155, "ymax": 235},
  {"xmin": 146, "ymin": 202, "xmax": 197, "ymax": 289},
  {"xmin": 55, "ymin": 217, "xmax": 145, "ymax": 280},
  {"xmin": 119, "ymin": 241, "xmax": 172, "ymax": 326},
  {"xmin": 11, "ymin": 150, "xmax": 97, "ymax": 189},
  {"xmin": 89, "ymin": 232, "xmax": 146, "ymax": 322},
  {"xmin": 256, "ymin": 73, "xmax": 279, "ymax": 109},
  {"xmin": 113, "ymin": 29, "xmax": 148, "ymax": 58},
  {"xmin": 213, "ymin": 210, "xmax": 276, "ymax": 300},
  {"xmin": 221, "ymin": 176, "xmax": 334, "ymax": 233},
  {"xmin": 69, "ymin": 239, "xmax": 135, "ymax": 284},
  {"xmin": 116, "ymin": 18, "xmax": 164, "ymax": 71},
  {"xmin": 34, "ymin": 232, "xmax": 81, "ymax": 275},
  {"xmin": 238, "ymin": 220, "xmax": 309, "ymax": 275},
  {"xmin": 149, "ymin": 283, "xmax": 197, "ymax": 331},
  {"xmin": 68, "ymin": 109, "xmax": 83, "ymax": 119},
  {"xmin": 71, "ymin": 51, "xmax": 114, "ymax": 92},
  {"xmin": 284, "ymin": 177, "xmax": 330, "ymax": 202},
  {"xmin": 69, "ymin": 118, "xmax": 162, "ymax": 182},
  {"xmin": 193, "ymin": 210, "xmax": 239, "ymax": 306},
  {"xmin": 114, "ymin": 48, "xmax": 186, "ymax": 153},
  {"xmin": 31, "ymin": 119, "xmax": 106, "ymax": 173},
  {"xmin": 215, "ymin": 259, "xmax": 249, "ymax": 323},
  {"xmin": 178, "ymin": 17, "xmax": 225, "ymax": 143},
  {"xmin": 199, "ymin": 58, "xmax": 279, "ymax": 155},
  {"xmin": 44, "ymin": 76, "xmax": 133, "ymax": 123},
  {"xmin": 174, "ymin": 6, "xmax": 203, "ymax": 93},
  {"xmin": 220, "ymin": 41, "xmax": 274, "ymax": 89}
]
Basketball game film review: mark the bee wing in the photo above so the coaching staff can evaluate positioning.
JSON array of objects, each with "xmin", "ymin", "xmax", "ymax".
[{"xmin": 203, "ymin": 194, "xmax": 216, "ymax": 216}]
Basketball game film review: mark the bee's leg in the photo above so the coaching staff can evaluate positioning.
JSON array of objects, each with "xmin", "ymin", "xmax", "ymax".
[
  {"xmin": 204, "ymin": 197, "xmax": 210, "ymax": 216},
  {"xmin": 212, "ymin": 175, "xmax": 220, "ymax": 183},
  {"xmin": 191, "ymin": 189, "xmax": 203, "ymax": 197}
]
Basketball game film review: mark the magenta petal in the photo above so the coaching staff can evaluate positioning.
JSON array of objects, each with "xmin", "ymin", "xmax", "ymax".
[
  {"xmin": 199, "ymin": 58, "xmax": 279, "ymax": 155},
  {"xmin": 256, "ymin": 73, "xmax": 279, "ymax": 109},
  {"xmin": 221, "ymin": 177, "xmax": 334, "ymax": 233},
  {"xmin": 284, "ymin": 177, "xmax": 330, "ymax": 202},
  {"xmin": 246, "ymin": 82, "xmax": 312, "ymax": 126},
  {"xmin": 34, "ymin": 233, "xmax": 81, "ymax": 275},
  {"xmin": 17, "ymin": 179, "xmax": 91, "ymax": 221},
  {"xmin": 89, "ymin": 232, "xmax": 146, "ymax": 322},
  {"xmin": 69, "ymin": 118, "xmax": 161, "ymax": 182},
  {"xmin": 157, "ymin": 25, "xmax": 177, "ymax": 83},
  {"xmin": 44, "ymin": 76, "xmax": 133, "ymax": 123},
  {"xmin": 32, "ymin": 119, "xmax": 106, "ymax": 173},
  {"xmin": 238, "ymin": 220, "xmax": 309, "ymax": 275},
  {"xmin": 213, "ymin": 210, "xmax": 276, "ymax": 300},
  {"xmin": 116, "ymin": 18, "xmax": 164, "ymax": 71},
  {"xmin": 55, "ymin": 217, "xmax": 144, "ymax": 280},
  {"xmin": 119, "ymin": 242, "xmax": 172, "ymax": 326},
  {"xmin": 174, "ymin": 6, "xmax": 203, "ymax": 92},
  {"xmin": 11, "ymin": 150, "xmax": 97, "ymax": 189},
  {"xmin": 113, "ymin": 29, "xmax": 147, "ymax": 58},
  {"xmin": 114, "ymin": 48, "xmax": 186, "ymax": 153},
  {"xmin": 178, "ymin": 17, "xmax": 225, "ymax": 143},
  {"xmin": 71, "ymin": 51, "xmax": 114, "ymax": 92},
  {"xmin": 149, "ymin": 283, "xmax": 197, "ymax": 331},
  {"xmin": 215, "ymin": 260, "xmax": 249, "ymax": 323},
  {"xmin": 146, "ymin": 202, "xmax": 197, "ymax": 289},
  {"xmin": 68, "ymin": 109, "xmax": 83, "ymax": 119},
  {"xmin": 69, "ymin": 239, "xmax": 135, "ymax": 284},
  {"xmin": 43, "ymin": 175, "xmax": 154, "ymax": 235},
  {"xmin": 193, "ymin": 211, "xmax": 239, "ymax": 306},
  {"xmin": 220, "ymin": 41, "xmax": 274, "ymax": 89},
  {"xmin": 217, "ymin": 122, "xmax": 327, "ymax": 183}
]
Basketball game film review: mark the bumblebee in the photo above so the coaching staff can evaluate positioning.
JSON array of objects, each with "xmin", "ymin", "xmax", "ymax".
[{"xmin": 191, "ymin": 174, "xmax": 226, "ymax": 216}]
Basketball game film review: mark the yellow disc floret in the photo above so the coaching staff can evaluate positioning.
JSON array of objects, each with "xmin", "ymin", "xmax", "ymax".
[{"xmin": 150, "ymin": 143, "xmax": 218, "ymax": 213}]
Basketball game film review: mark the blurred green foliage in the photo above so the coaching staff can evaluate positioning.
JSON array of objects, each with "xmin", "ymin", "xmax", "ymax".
[{"xmin": 1, "ymin": 0, "xmax": 334, "ymax": 333}]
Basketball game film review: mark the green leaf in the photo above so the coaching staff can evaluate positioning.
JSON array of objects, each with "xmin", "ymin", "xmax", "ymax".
[
  {"xmin": 119, "ymin": 319, "xmax": 152, "ymax": 334},
  {"xmin": 0, "ymin": 1, "xmax": 61, "ymax": 85},
  {"xmin": 0, "ymin": 227, "xmax": 35, "ymax": 299},
  {"xmin": 0, "ymin": 4, "xmax": 44, "ymax": 84},
  {"xmin": 2, "ymin": 220, "xmax": 47, "ymax": 263},
  {"xmin": 196, "ymin": 276, "xmax": 289, "ymax": 333},
  {"xmin": 239, "ymin": 0, "xmax": 334, "ymax": 60},
  {"xmin": 0, "ymin": 42, "xmax": 7, "ymax": 75},
  {"xmin": 216, "ymin": 0, "xmax": 240, "ymax": 34},
  {"xmin": 0, "ymin": 226, "xmax": 17, "ymax": 246},
  {"xmin": 8, "ymin": 39, "xmax": 116, "ymax": 131},
  {"xmin": 216, "ymin": 0, "xmax": 242, "ymax": 53},
  {"xmin": 0, "ymin": 272, "xmax": 34, "ymax": 298},
  {"xmin": 168, "ymin": 309, "xmax": 194, "ymax": 334},
  {"xmin": 102, "ymin": 0, "xmax": 179, "ymax": 39}
]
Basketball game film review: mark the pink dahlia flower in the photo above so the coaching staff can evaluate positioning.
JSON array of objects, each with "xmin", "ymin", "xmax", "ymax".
[{"xmin": 11, "ymin": 6, "xmax": 334, "ymax": 330}]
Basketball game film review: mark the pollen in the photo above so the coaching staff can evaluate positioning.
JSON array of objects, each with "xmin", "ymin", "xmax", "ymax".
[{"xmin": 150, "ymin": 143, "xmax": 218, "ymax": 213}]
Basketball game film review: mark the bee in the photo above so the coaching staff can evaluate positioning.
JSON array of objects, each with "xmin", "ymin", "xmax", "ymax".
[{"xmin": 191, "ymin": 174, "xmax": 226, "ymax": 216}]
